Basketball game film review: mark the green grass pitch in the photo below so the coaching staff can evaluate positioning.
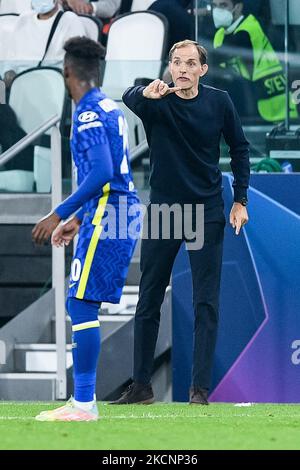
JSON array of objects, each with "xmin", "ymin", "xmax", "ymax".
[{"xmin": 0, "ymin": 402, "xmax": 300, "ymax": 450}]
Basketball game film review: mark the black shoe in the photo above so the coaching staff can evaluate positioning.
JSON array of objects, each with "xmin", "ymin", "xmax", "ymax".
[
  {"xmin": 189, "ymin": 387, "xmax": 209, "ymax": 405},
  {"xmin": 109, "ymin": 382, "xmax": 155, "ymax": 405}
]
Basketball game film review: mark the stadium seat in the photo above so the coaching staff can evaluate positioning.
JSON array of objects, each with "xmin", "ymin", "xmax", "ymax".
[
  {"xmin": 78, "ymin": 14, "xmax": 103, "ymax": 42},
  {"xmin": 102, "ymin": 11, "xmax": 168, "ymax": 99},
  {"xmin": 0, "ymin": 13, "xmax": 19, "ymax": 33},
  {"xmin": 0, "ymin": 0, "xmax": 31, "ymax": 14},
  {"xmin": 131, "ymin": 0, "xmax": 154, "ymax": 11},
  {"xmin": 0, "ymin": 169, "xmax": 34, "ymax": 192},
  {"xmin": 6, "ymin": 67, "xmax": 66, "ymax": 193}
]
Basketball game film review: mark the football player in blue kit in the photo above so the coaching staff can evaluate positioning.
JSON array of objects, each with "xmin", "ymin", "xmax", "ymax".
[{"xmin": 32, "ymin": 37, "xmax": 140, "ymax": 421}]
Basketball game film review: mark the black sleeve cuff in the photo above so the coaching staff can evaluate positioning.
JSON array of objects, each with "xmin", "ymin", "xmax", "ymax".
[{"xmin": 233, "ymin": 187, "xmax": 248, "ymax": 202}]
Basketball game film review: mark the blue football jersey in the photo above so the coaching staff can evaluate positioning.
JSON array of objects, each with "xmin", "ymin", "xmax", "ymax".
[{"xmin": 71, "ymin": 88, "xmax": 137, "ymax": 214}]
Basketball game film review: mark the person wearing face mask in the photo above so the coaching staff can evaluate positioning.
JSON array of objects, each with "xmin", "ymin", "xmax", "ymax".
[
  {"xmin": 0, "ymin": 0, "xmax": 85, "ymax": 81},
  {"xmin": 212, "ymin": 0, "xmax": 298, "ymax": 123}
]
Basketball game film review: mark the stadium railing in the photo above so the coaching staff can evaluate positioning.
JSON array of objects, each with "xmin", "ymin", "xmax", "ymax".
[{"xmin": 0, "ymin": 114, "xmax": 67, "ymax": 399}]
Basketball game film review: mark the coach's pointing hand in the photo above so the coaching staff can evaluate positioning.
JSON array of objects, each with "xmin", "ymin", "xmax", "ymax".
[{"xmin": 143, "ymin": 80, "xmax": 181, "ymax": 99}]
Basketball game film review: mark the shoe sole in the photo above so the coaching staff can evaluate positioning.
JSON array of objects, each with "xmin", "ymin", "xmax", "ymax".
[
  {"xmin": 189, "ymin": 401, "xmax": 209, "ymax": 405},
  {"xmin": 110, "ymin": 397, "xmax": 155, "ymax": 405}
]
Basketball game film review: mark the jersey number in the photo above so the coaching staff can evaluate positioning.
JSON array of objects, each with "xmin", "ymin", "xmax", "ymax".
[{"xmin": 71, "ymin": 259, "xmax": 82, "ymax": 282}]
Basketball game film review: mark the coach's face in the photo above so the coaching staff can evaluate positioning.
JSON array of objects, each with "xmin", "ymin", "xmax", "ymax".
[{"xmin": 169, "ymin": 45, "xmax": 208, "ymax": 93}]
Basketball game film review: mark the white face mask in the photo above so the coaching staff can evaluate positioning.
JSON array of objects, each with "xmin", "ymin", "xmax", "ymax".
[
  {"xmin": 31, "ymin": 0, "xmax": 56, "ymax": 15},
  {"xmin": 213, "ymin": 7, "xmax": 234, "ymax": 29}
]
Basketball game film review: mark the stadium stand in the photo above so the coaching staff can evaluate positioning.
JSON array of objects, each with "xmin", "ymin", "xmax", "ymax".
[{"xmin": 0, "ymin": 67, "xmax": 67, "ymax": 192}]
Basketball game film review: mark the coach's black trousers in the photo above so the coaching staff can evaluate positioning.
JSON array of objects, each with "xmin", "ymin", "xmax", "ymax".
[{"xmin": 133, "ymin": 204, "xmax": 225, "ymax": 390}]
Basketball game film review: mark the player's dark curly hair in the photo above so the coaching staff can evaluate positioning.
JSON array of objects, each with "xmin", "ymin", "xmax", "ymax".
[{"xmin": 64, "ymin": 36, "xmax": 105, "ymax": 84}]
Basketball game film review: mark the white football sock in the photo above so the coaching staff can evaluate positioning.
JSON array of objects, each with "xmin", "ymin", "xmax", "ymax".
[{"xmin": 73, "ymin": 399, "xmax": 95, "ymax": 411}]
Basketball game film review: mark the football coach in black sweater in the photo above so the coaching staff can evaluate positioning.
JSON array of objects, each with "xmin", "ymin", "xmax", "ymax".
[{"xmin": 111, "ymin": 39, "xmax": 250, "ymax": 405}]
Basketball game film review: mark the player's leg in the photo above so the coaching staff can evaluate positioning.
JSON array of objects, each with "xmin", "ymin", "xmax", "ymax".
[
  {"xmin": 36, "ymin": 297, "xmax": 101, "ymax": 421},
  {"xmin": 187, "ymin": 219, "xmax": 225, "ymax": 404},
  {"xmin": 36, "ymin": 223, "xmax": 102, "ymax": 421},
  {"xmin": 68, "ymin": 298, "xmax": 101, "ymax": 408}
]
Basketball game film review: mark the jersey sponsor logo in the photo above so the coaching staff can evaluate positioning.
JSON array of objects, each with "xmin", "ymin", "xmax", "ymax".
[
  {"xmin": 99, "ymin": 98, "xmax": 119, "ymax": 113},
  {"xmin": 78, "ymin": 111, "xmax": 99, "ymax": 123},
  {"xmin": 78, "ymin": 121, "xmax": 103, "ymax": 133}
]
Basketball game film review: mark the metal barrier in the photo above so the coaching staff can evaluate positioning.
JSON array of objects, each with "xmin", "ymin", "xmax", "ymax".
[{"xmin": 0, "ymin": 114, "xmax": 66, "ymax": 398}]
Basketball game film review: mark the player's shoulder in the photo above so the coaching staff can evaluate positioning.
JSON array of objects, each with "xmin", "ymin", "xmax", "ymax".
[
  {"xmin": 75, "ymin": 90, "xmax": 123, "ymax": 131},
  {"xmin": 76, "ymin": 90, "xmax": 102, "ymax": 121}
]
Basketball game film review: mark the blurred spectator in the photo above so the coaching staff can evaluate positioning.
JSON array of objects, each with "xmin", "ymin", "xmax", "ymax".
[
  {"xmin": 0, "ymin": 104, "xmax": 34, "ymax": 173},
  {"xmin": 242, "ymin": 0, "xmax": 268, "ymax": 19},
  {"xmin": 212, "ymin": 0, "xmax": 298, "ymax": 122},
  {"xmin": 0, "ymin": 0, "xmax": 85, "ymax": 83},
  {"xmin": 148, "ymin": 0, "xmax": 194, "ymax": 53},
  {"xmin": 63, "ymin": 0, "xmax": 121, "ymax": 17}
]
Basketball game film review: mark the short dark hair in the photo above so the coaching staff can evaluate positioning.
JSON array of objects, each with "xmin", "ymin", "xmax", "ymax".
[
  {"xmin": 169, "ymin": 40, "xmax": 208, "ymax": 65},
  {"xmin": 64, "ymin": 36, "xmax": 105, "ymax": 84}
]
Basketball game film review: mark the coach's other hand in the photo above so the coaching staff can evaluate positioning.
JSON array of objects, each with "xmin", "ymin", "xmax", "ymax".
[
  {"xmin": 32, "ymin": 212, "xmax": 61, "ymax": 245},
  {"xmin": 143, "ymin": 79, "xmax": 181, "ymax": 99},
  {"xmin": 230, "ymin": 203, "xmax": 249, "ymax": 236}
]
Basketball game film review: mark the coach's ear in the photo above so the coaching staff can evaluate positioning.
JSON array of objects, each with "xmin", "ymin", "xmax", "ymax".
[{"xmin": 200, "ymin": 63, "xmax": 208, "ymax": 78}]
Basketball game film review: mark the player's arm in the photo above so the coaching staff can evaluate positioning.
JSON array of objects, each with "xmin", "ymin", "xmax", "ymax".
[
  {"xmin": 54, "ymin": 142, "xmax": 113, "ymax": 220},
  {"xmin": 32, "ymin": 142, "xmax": 113, "ymax": 245}
]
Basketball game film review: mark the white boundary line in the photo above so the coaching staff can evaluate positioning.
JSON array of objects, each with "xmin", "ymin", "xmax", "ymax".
[{"xmin": 1, "ymin": 414, "xmax": 300, "ymax": 421}]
